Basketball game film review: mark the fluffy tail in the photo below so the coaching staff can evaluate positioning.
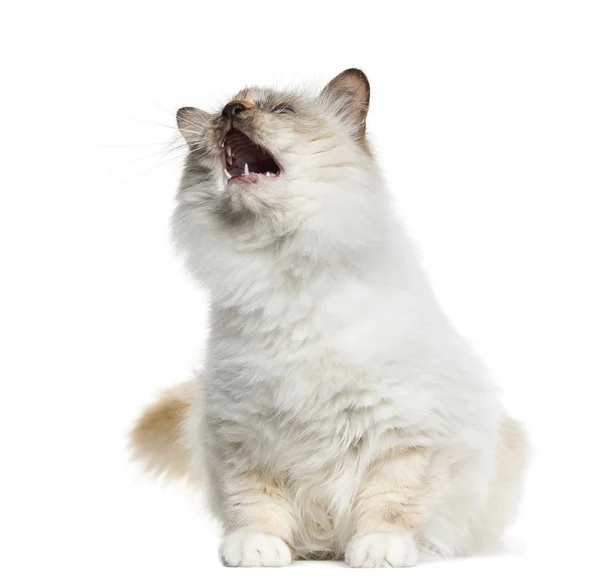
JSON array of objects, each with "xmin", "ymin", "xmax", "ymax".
[
  {"xmin": 129, "ymin": 380, "xmax": 197, "ymax": 481},
  {"xmin": 486, "ymin": 417, "xmax": 530, "ymax": 531},
  {"xmin": 471, "ymin": 417, "xmax": 529, "ymax": 550}
]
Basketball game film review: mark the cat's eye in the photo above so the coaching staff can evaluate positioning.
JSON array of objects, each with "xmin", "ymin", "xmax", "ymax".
[{"xmin": 274, "ymin": 106, "xmax": 295, "ymax": 114}]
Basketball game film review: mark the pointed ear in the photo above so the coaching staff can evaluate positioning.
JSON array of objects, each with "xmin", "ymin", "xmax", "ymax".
[
  {"xmin": 176, "ymin": 107, "xmax": 209, "ymax": 146},
  {"xmin": 320, "ymin": 68, "xmax": 370, "ymax": 139}
]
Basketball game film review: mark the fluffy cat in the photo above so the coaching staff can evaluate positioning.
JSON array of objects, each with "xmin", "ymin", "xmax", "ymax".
[{"xmin": 131, "ymin": 69, "xmax": 528, "ymax": 568}]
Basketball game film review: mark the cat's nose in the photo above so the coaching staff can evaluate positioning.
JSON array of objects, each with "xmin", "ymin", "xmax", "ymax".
[{"xmin": 222, "ymin": 101, "xmax": 248, "ymax": 121}]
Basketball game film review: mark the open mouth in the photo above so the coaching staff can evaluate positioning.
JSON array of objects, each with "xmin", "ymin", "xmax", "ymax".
[{"xmin": 221, "ymin": 128, "xmax": 280, "ymax": 185}]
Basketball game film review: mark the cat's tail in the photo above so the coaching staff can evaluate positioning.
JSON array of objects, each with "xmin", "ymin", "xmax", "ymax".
[{"xmin": 129, "ymin": 380, "xmax": 200, "ymax": 483}]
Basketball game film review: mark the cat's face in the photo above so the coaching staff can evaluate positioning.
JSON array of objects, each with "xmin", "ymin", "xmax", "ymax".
[{"xmin": 175, "ymin": 69, "xmax": 385, "ymax": 248}]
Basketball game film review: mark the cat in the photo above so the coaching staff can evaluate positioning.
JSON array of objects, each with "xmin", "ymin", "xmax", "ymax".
[{"xmin": 131, "ymin": 69, "xmax": 528, "ymax": 567}]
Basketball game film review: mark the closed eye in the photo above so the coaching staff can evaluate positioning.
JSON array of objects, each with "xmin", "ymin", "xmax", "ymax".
[{"xmin": 273, "ymin": 105, "xmax": 295, "ymax": 114}]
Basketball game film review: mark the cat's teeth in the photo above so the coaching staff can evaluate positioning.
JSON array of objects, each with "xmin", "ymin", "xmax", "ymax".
[
  {"xmin": 265, "ymin": 172, "xmax": 271, "ymax": 177},
  {"xmin": 227, "ymin": 155, "xmax": 233, "ymax": 165},
  {"xmin": 244, "ymin": 163, "xmax": 249, "ymax": 176},
  {"xmin": 226, "ymin": 146, "xmax": 232, "ymax": 157},
  {"xmin": 224, "ymin": 168, "xmax": 232, "ymax": 179}
]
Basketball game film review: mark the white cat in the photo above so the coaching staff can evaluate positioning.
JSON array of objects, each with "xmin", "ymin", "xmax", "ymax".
[{"xmin": 131, "ymin": 69, "xmax": 528, "ymax": 568}]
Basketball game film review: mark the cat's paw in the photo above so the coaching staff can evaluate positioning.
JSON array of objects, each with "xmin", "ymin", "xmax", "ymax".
[
  {"xmin": 345, "ymin": 532, "xmax": 418, "ymax": 568},
  {"xmin": 220, "ymin": 531, "xmax": 293, "ymax": 567}
]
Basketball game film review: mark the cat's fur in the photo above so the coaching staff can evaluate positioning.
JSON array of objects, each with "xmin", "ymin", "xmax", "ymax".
[{"xmin": 131, "ymin": 69, "xmax": 528, "ymax": 567}]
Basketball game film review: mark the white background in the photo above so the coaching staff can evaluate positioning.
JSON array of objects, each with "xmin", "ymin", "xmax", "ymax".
[{"xmin": 2, "ymin": 1, "xmax": 599, "ymax": 585}]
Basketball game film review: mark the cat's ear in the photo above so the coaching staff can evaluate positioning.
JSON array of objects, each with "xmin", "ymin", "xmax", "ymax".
[
  {"xmin": 176, "ymin": 107, "xmax": 209, "ymax": 146},
  {"xmin": 320, "ymin": 68, "xmax": 370, "ymax": 139}
]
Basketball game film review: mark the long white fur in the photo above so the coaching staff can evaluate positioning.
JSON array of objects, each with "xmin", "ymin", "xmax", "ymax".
[{"xmin": 158, "ymin": 72, "xmax": 527, "ymax": 567}]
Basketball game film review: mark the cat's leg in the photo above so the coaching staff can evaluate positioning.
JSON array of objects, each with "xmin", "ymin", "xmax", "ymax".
[
  {"xmin": 345, "ymin": 446, "xmax": 442, "ymax": 568},
  {"xmin": 216, "ymin": 465, "xmax": 296, "ymax": 567}
]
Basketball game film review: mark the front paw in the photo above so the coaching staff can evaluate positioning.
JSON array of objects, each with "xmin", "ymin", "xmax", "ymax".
[
  {"xmin": 220, "ymin": 531, "xmax": 293, "ymax": 567},
  {"xmin": 345, "ymin": 532, "xmax": 418, "ymax": 568}
]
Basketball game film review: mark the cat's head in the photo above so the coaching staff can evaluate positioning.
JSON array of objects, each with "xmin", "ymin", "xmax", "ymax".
[{"xmin": 174, "ymin": 69, "xmax": 389, "ymax": 256}]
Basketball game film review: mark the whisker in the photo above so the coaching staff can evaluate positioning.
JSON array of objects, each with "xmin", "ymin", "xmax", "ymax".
[
  {"xmin": 110, "ymin": 142, "xmax": 186, "ymax": 170},
  {"xmin": 101, "ymin": 142, "xmax": 180, "ymax": 148},
  {"xmin": 123, "ymin": 117, "xmax": 179, "ymax": 131},
  {"xmin": 109, "ymin": 153, "xmax": 187, "ymax": 190}
]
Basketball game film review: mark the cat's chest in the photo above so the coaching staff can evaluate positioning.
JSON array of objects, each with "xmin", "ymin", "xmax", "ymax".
[
  {"xmin": 213, "ymin": 307, "xmax": 404, "ymax": 399},
  {"xmin": 236, "ymin": 385, "xmax": 401, "ymax": 474},
  {"xmin": 212, "ymin": 276, "xmax": 411, "ymax": 377}
]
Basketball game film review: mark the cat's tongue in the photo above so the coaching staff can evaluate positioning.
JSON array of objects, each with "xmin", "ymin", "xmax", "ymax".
[{"xmin": 229, "ymin": 172, "xmax": 260, "ymax": 184}]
